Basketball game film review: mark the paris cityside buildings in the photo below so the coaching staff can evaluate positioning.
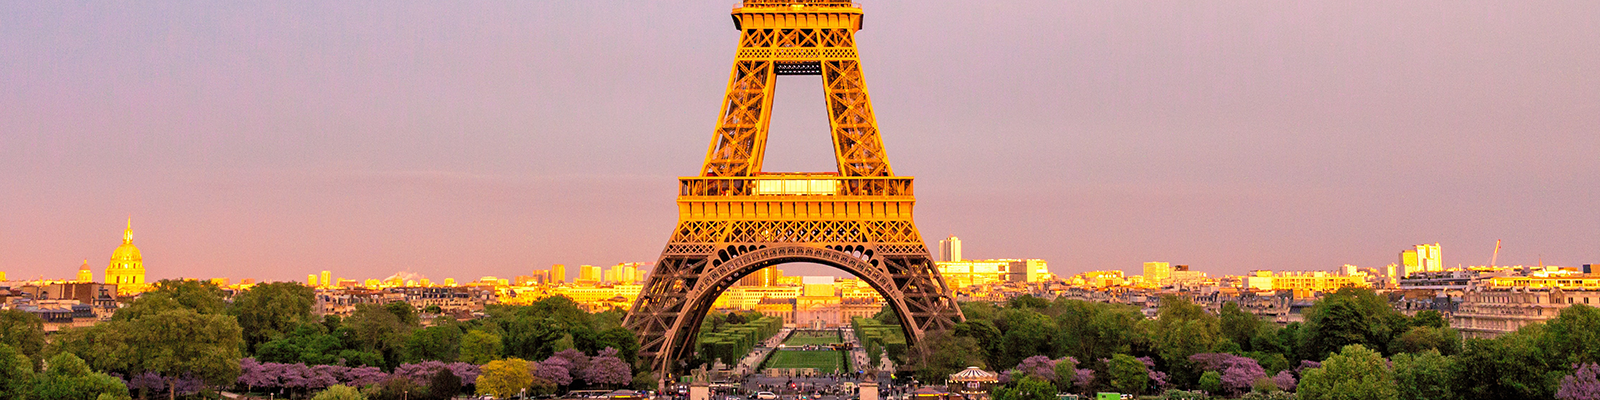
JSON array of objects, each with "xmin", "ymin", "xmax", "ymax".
[{"xmin": 1, "ymin": 224, "xmax": 1594, "ymax": 340}]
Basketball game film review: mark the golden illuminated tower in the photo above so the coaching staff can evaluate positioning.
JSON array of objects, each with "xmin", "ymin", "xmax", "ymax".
[
  {"xmin": 624, "ymin": 0, "xmax": 963, "ymax": 379},
  {"xmin": 106, "ymin": 219, "xmax": 149, "ymax": 294}
]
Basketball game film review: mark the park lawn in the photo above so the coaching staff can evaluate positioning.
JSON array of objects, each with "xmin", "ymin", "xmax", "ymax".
[
  {"xmin": 763, "ymin": 350, "xmax": 846, "ymax": 372},
  {"xmin": 782, "ymin": 333, "xmax": 842, "ymax": 346}
]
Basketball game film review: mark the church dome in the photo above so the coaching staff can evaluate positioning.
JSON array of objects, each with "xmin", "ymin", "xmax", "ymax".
[{"xmin": 109, "ymin": 219, "xmax": 142, "ymax": 265}]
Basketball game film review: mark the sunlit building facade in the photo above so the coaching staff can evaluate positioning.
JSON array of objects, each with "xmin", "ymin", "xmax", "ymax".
[{"xmin": 106, "ymin": 220, "xmax": 149, "ymax": 295}]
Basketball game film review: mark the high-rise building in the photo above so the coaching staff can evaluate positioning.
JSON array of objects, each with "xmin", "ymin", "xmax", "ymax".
[
  {"xmin": 740, "ymin": 266, "xmax": 781, "ymax": 287},
  {"xmin": 307, "ymin": 274, "xmax": 319, "ymax": 286},
  {"xmin": 578, "ymin": 265, "xmax": 602, "ymax": 284},
  {"xmin": 1400, "ymin": 243, "xmax": 1443, "ymax": 276},
  {"xmin": 939, "ymin": 236, "xmax": 962, "ymax": 262},
  {"xmin": 1143, "ymin": 261, "xmax": 1171, "ymax": 285},
  {"xmin": 106, "ymin": 219, "xmax": 149, "ymax": 295},
  {"xmin": 321, "ymin": 271, "xmax": 333, "ymax": 288},
  {"xmin": 551, "ymin": 264, "xmax": 567, "ymax": 284}
]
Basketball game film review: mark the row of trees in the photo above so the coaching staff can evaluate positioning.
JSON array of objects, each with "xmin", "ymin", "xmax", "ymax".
[
  {"xmin": 910, "ymin": 288, "xmax": 1600, "ymax": 400},
  {"xmin": 0, "ymin": 279, "xmax": 649, "ymax": 400}
]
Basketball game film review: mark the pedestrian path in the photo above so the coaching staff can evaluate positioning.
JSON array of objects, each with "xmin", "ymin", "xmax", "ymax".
[{"xmin": 731, "ymin": 327, "xmax": 793, "ymax": 375}]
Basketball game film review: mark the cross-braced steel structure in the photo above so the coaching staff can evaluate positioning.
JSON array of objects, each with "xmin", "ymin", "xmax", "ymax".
[{"xmin": 623, "ymin": 0, "xmax": 964, "ymax": 382}]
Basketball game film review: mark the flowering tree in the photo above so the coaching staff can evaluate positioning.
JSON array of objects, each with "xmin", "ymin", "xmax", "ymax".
[
  {"xmin": 344, "ymin": 366, "xmax": 390, "ymax": 387},
  {"xmin": 395, "ymin": 360, "xmax": 480, "ymax": 388},
  {"xmin": 1187, "ymin": 353, "xmax": 1266, "ymax": 396},
  {"xmin": 537, "ymin": 357, "xmax": 574, "ymax": 386},
  {"xmin": 1138, "ymin": 356, "xmax": 1170, "ymax": 390},
  {"xmin": 583, "ymin": 347, "xmax": 633, "ymax": 388},
  {"xmin": 1072, "ymin": 368, "xmax": 1094, "ymax": 390},
  {"xmin": 1272, "ymin": 370, "xmax": 1297, "ymax": 392},
  {"xmin": 1559, "ymin": 363, "xmax": 1600, "ymax": 400},
  {"xmin": 552, "ymin": 349, "xmax": 591, "ymax": 374},
  {"xmin": 1010, "ymin": 356, "xmax": 1057, "ymax": 382}
]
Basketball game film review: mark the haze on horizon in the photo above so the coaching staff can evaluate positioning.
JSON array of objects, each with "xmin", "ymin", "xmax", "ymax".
[{"xmin": 2, "ymin": 1, "xmax": 1596, "ymax": 283}]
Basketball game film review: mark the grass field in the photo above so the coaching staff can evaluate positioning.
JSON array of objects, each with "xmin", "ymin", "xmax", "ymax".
[
  {"xmin": 763, "ymin": 349, "xmax": 846, "ymax": 372},
  {"xmin": 783, "ymin": 331, "xmax": 842, "ymax": 346}
]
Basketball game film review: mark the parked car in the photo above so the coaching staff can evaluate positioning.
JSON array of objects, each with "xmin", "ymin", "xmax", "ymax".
[{"xmin": 756, "ymin": 392, "xmax": 778, "ymax": 400}]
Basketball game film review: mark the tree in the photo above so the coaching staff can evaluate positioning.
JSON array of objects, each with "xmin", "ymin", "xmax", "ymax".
[
  {"xmin": 993, "ymin": 376, "xmax": 1055, "ymax": 400},
  {"xmin": 477, "ymin": 358, "xmax": 532, "ymax": 398},
  {"xmin": 0, "ymin": 310, "xmax": 46, "ymax": 367},
  {"xmin": 1390, "ymin": 326, "xmax": 1460, "ymax": 355},
  {"xmin": 1545, "ymin": 304, "xmax": 1600, "ymax": 364},
  {"xmin": 406, "ymin": 323, "xmax": 464, "ymax": 363},
  {"xmin": 311, "ymin": 385, "xmax": 366, "ymax": 400},
  {"xmin": 1052, "ymin": 357, "xmax": 1078, "ymax": 392},
  {"xmin": 128, "ymin": 309, "xmax": 244, "ymax": 400},
  {"xmin": 1220, "ymin": 302, "xmax": 1265, "ymax": 352},
  {"xmin": 47, "ymin": 321, "xmax": 136, "ymax": 373},
  {"xmin": 1104, "ymin": 354, "xmax": 1149, "ymax": 395},
  {"xmin": 1153, "ymin": 296, "xmax": 1221, "ymax": 386},
  {"xmin": 998, "ymin": 309, "xmax": 1055, "ymax": 368},
  {"xmin": 30, "ymin": 353, "xmax": 129, "ymax": 400},
  {"xmin": 230, "ymin": 282, "xmax": 316, "ymax": 354},
  {"xmin": 461, "ymin": 330, "xmax": 504, "ymax": 364},
  {"xmin": 584, "ymin": 347, "xmax": 632, "ymax": 388},
  {"xmin": 345, "ymin": 304, "xmax": 410, "ymax": 367},
  {"xmin": 1008, "ymin": 295, "xmax": 1049, "ymax": 310},
  {"xmin": 1410, "ymin": 310, "xmax": 1447, "ymax": 329},
  {"xmin": 1392, "ymin": 350, "xmax": 1455, "ymax": 400},
  {"xmin": 1199, "ymin": 371, "xmax": 1223, "ymax": 394},
  {"xmin": 592, "ymin": 327, "xmax": 640, "ymax": 365},
  {"xmin": 426, "ymin": 369, "xmax": 462, "ymax": 400},
  {"xmin": 1300, "ymin": 288, "xmax": 1406, "ymax": 360},
  {"xmin": 1559, "ymin": 363, "xmax": 1600, "ymax": 400},
  {"xmin": 114, "ymin": 280, "xmax": 229, "ymax": 321},
  {"xmin": 1298, "ymin": 344, "xmax": 1397, "ymax": 400},
  {"xmin": 0, "ymin": 344, "xmax": 34, "ymax": 400},
  {"xmin": 384, "ymin": 302, "xmax": 420, "ymax": 327},
  {"xmin": 1455, "ymin": 328, "xmax": 1558, "ymax": 400},
  {"xmin": 907, "ymin": 331, "xmax": 986, "ymax": 384},
  {"xmin": 1050, "ymin": 300, "xmax": 1146, "ymax": 366}
]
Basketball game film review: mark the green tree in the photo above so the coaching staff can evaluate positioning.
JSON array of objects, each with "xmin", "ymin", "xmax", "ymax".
[
  {"xmin": 311, "ymin": 385, "xmax": 366, "ymax": 400},
  {"xmin": 45, "ymin": 322, "xmax": 136, "ymax": 373},
  {"xmin": 907, "ymin": 330, "xmax": 986, "ymax": 384},
  {"xmin": 1543, "ymin": 304, "xmax": 1600, "ymax": 364},
  {"xmin": 0, "ymin": 344, "xmax": 34, "ymax": 400},
  {"xmin": 128, "ymin": 309, "xmax": 244, "ymax": 400},
  {"xmin": 405, "ymin": 323, "xmax": 464, "ymax": 363},
  {"xmin": 1104, "ymin": 354, "xmax": 1149, "ymax": 395},
  {"xmin": 486, "ymin": 297, "xmax": 591, "ymax": 361},
  {"xmin": 1389, "ymin": 326, "xmax": 1460, "ymax": 355},
  {"xmin": 1052, "ymin": 356, "xmax": 1078, "ymax": 392},
  {"xmin": 229, "ymin": 281, "xmax": 315, "ymax": 353},
  {"xmin": 1410, "ymin": 310, "xmax": 1447, "ymax": 329},
  {"xmin": 1050, "ymin": 300, "xmax": 1145, "ymax": 365},
  {"xmin": 1152, "ymin": 296, "xmax": 1220, "ymax": 386},
  {"xmin": 1300, "ymin": 288, "xmax": 1405, "ymax": 360},
  {"xmin": 0, "ymin": 310, "xmax": 46, "ymax": 367},
  {"xmin": 1199, "ymin": 371, "xmax": 1223, "ymax": 394},
  {"xmin": 993, "ymin": 376, "xmax": 1056, "ymax": 400},
  {"xmin": 998, "ymin": 309, "xmax": 1056, "ymax": 367},
  {"xmin": 384, "ymin": 302, "xmax": 420, "ymax": 327},
  {"xmin": 477, "ymin": 358, "xmax": 533, "ymax": 398},
  {"xmin": 953, "ymin": 319, "xmax": 1005, "ymax": 369},
  {"xmin": 1455, "ymin": 328, "xmax": 1558, "ymax": 400},
  {"xmin": 345, "ymin": 303, "xmax": 411, "ymax": 367},
  {"xmin": 461, "ymin": 330, "xmax": 504, "ymax": 364},
  {"xmin": 1220, "ymin": 302, "xmax": 1265, "ymax": 352},
  {"xmin": 593, "ymin": 327, "xmax": 640, "ymax": 365},
  {"xmin": 30, "ymin": 353, "xmax": 129, "ymax": 400},
  {"xmin": 1298, "ymin": 344, "xmax": 1397, "ymax": 400},
  {"xmin": 1008, "ymin": 295, "xmax": 1049, "ymax": 310},
  {"xmin": 113, "ymin": 279, "xmax": 228, "ymax": 321},
  {"xmin": 1392, "ymin": 350, "xmax": 1455, "ymax": 400}
]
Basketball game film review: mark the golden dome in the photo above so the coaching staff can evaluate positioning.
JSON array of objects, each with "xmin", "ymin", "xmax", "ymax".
[{"xmin": 110, "ymin": 219, "xmax": 141, "ymax": 264}]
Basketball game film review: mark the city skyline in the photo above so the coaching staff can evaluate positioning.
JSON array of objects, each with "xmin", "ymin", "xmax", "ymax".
[{"xmin": 3, "ymin": 1, "xmax": 1597, "ymax": 282}]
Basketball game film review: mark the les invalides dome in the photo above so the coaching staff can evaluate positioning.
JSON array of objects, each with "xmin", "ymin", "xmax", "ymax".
[{"xmin": 106, "ymin": 218, "xmax": 149, "ymax": 294}]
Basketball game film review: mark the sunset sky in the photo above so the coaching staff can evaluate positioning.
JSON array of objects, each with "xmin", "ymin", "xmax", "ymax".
[{"xmin": 2, "ymin": 1, "xmax": 1597, "ymax": 282}]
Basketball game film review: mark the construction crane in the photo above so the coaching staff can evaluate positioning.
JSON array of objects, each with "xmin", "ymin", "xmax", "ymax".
[{"xmin": 1488, "ymin": 239, "xmax": 1501, "ymax": 268}]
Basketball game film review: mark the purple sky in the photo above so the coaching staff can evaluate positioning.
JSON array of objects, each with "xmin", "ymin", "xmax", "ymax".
[{"xmin": 3, "ymin": 1, "xmax": 1597, "ymax": 283}]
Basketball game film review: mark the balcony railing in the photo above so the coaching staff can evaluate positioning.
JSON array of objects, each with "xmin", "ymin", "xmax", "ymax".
[{"xmin": 680, "ymin": 175, "xmax": 912, "ymax": 197}]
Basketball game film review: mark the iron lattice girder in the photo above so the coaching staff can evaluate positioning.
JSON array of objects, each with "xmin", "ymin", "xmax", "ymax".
[
  {"xmin": 628, "ymin": 0, "xmax": 961, "ymax": 382},
  {"xmin": 701, "ymin": 12, "xmax": 890, "ymax": 177},
  {"xmin": 623, "ymin": 241, "xmax": 962, "ymax": 374}
]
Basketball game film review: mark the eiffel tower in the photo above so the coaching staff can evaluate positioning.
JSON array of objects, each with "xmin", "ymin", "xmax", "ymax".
[{"xmin": 623, "ymin": 0, "xmax": 964, "ymax": 379}]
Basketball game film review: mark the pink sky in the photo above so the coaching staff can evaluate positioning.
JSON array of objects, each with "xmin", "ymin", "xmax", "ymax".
[{"xmin": 2, "ymin": 1, "xmax": 1597, "ymax": 283}]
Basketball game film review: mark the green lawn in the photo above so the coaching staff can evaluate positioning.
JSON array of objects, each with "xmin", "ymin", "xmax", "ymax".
[
  {"xmin": 763, "ymin": 350, "xmax": 846, "ymax": 372},
  {"xmin": 783, "ymin": 332, "xmax": 842, "ymax": 346}
]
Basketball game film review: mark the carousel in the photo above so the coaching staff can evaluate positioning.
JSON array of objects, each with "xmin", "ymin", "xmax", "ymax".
[{"xmin": 947, "ymin": 367, "xmax": 1000, "ymax": 398}]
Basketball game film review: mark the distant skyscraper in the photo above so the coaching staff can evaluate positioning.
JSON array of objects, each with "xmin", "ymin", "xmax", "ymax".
[
  {"xmin": 1143, "ymin": 261, "xmax": 1171, "ymax": 284},
  {"xmin": 578, "ymin": 265, "xmax": 602, "ymax": 283},
  {"xmin": 307, "ymin": 274, "xmax": 318, "ymax": 286},
  {"xmin": 1400, "ymin": 243, "xmax": 1443, "ymax": 276},
  {"xmin": 321, "ymin": 271, "xmax": 332, "ymax": 288},
  {"xmin": 551, "ymin": 264, "xmax": 566, "ymax": 284},
  {"xmin": 939, "ymin": 236, "xmax": 962, "ymax": 262}
]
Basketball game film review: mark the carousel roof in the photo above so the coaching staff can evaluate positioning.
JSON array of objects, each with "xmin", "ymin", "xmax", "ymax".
[{"xmin": 948, "ymin": 366, "xmax": 1000, "ymax": 382}]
